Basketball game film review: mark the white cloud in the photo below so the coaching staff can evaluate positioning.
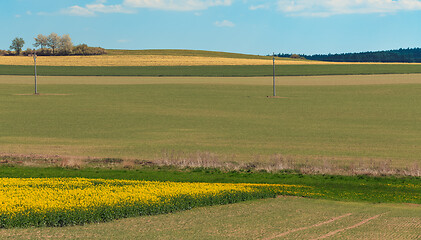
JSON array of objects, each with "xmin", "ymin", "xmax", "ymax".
[
  {"xmin": 62, "ymin": 5, "xmax": 97, "ymax": 16},
  {"xmin": 277, "ymin": 0, "xmax": 421, "ymax": 17},
  {"xmin": 60, "ymin": 0, "xmax": 134, "ymax": 17},
  {"xmin": 86, "ymin": 3, "xmax": 133, "ymax": 13},
  {"xmin": 58, "ymin": 0, "xmax": 232, "ymax": 16},
  {"xmin": 214, "ymin": 20, "xmax": 235, "ymax": 27},
  {"xmin": 123, "ymin": 0, "xmax": 233, "ymax": 11}
]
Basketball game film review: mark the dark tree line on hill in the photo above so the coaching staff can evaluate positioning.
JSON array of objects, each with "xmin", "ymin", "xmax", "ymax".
[{"xmin": 277, "ymin": 48, "xmax": 421, "ymax": 63}]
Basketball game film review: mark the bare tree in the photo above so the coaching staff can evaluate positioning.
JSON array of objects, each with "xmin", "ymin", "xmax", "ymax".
[
  {"xmin": 59, "ymin": 34, "xmax": 73, "ymax": 54},
  {"xmin": 10, "ymin": 37, "xmax": 25, "ymax": 55},
  {"xmin": 33, "ymin": 34, "xmax": 48, "ymax": 49},
  {"xmin": 47, "ymin": 33, "xmax": 61, "ymax": 55}
]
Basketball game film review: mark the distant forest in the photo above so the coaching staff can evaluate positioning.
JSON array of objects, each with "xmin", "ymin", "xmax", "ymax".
[{"xmin": 277, "ymin": 48, "xmax": 421, "ymax": 63}]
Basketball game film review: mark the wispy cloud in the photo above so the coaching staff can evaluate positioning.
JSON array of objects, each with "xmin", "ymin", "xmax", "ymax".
[
  {"xmin": 61, "ymin": 1, "xmax": 134, "ymax": 17},
  {"xmin": 59, "ymin": 0, "xmax": 232, "ymax": 16},
  {"xmin": 277, "ymin": 0, "xmax": 421, "ymax": 17},
  {"xmin": 123, "ymin": 0, "xmax": 232, "ymax": 11},
  {"xmin": 61, "ymin": 5, "xmax": 96, "ymax": 17},
  {"xmin": 214, "ymin": 20, "xmax": 235, "ymax": 27}
]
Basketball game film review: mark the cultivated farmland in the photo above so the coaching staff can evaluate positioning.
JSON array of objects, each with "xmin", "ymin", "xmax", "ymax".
[
  {"xmin": 1, "ymin": 74, "xmax": 420, "ymax": 174},
  {"xmin": 1, "ymin": 197, "xmax": 420, "ymax": 240},
  {"xmin": 0, "ymin": 50, "xmax": 420, "ymax": 237}
]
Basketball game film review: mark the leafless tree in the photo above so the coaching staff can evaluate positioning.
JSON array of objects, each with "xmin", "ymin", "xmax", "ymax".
[
  {"xmin": 33, "ymin": 34, "xmax": 48, "ymax": 49},
  {"xmin": 47, "ymin": 33, "xmax": 61, "ymax": 55},
  {"xmin": 59, "ymin": 34, "xmax": 73, "ymax": 54}
]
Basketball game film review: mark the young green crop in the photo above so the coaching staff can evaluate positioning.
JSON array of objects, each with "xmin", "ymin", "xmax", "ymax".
[{"xmin": 2, "ymin": 64, "xmax": 421, "ymax": 76}]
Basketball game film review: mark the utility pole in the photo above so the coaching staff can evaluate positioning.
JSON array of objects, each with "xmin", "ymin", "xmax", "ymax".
[
  {"xmin": 33, "ymin": 52, "xmax": 38, "ymax": 94},
  {"xmin": 273, "ymin": 52, "xmax": 276, "ymax": 96}
]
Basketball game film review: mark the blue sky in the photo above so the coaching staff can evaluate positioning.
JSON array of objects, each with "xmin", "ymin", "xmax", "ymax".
[{"xmin": 2, "ymin": 0, "xmax": 421, "ymax": 55}]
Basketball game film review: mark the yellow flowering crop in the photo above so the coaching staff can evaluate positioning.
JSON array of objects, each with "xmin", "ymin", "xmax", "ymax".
[{"xmin": 0, "ymin": 178, "xmax": 307, "ymax": 228}]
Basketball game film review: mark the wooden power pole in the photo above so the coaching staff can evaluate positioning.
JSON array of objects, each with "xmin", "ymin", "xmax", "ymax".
[
  {"xmin": 273, "ymin": 52, "xmax": 276, "ymax": 96},
  {"xmin": 33, "ymin": 53, "xmax": 38, "ymax": 94}
]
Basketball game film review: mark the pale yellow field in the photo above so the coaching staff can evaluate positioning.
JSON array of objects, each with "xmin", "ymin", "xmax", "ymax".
[
  {"xmin": 3, "ymin": 54, "xmax": 421, "ymax": 67},
  {"xmin": 0, "ymin": 55, "xmax": 310, "ymax": 66},
  {"xmin": 5, "ymin": 54, "xmax": 403, "ymax": 66}
]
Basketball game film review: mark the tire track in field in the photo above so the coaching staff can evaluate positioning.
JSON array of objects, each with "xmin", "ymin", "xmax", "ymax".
[
  {"xmin": 262, "ymin": 213, "xmax": 352, "ymax": 240},
  {"xmin": 312, "ymin": 213, "xmax": 386, "ymax": 240}
]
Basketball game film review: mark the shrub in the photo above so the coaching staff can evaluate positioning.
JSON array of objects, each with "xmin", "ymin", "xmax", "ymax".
[{"xmin": 72, "ymin": 44, "xmax": 107, "ymax": 56}]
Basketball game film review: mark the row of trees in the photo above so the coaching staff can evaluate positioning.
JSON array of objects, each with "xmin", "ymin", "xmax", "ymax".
[
  {"xmin": 33, "ymin": 33, "xmax": 73, "ymax": 55},
  {"xmin": 4, "ymin": 33, "xmax": 106, "ymax": 56},
  {"xmin": 277, "ymin": 48, "xmax": 421, "ymax": 63}
]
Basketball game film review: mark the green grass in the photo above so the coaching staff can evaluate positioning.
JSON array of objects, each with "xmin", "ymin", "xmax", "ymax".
[
  {"xmin": 1, "ymin": 78, "xmax": 420, "ymax": 167},
  {"xmin": 0, "ymin": 166, "xmax": 420, "ymax": 204},
  {"xmin": 2, "ymin": 197, "xmax": 419, "ymax": 239},
  {"xmin": 2, "ymin": 64, "xmax": 421, "ymax": 76},
  {"xmin": 105, "ymin": 49, "xmax": 278, "ymax": 60}
]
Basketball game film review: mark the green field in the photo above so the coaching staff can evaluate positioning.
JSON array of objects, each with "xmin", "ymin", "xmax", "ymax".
[
  {"xmin": 1, "ymin": 75, "xmax": 420, "ymax": 172},
  {"xmin": 2, "ymin": 64, "xmax": 421, "ymax": 76},
  {"xmin": 1, "ymin": 197, "xmax": 419, "ymax": 239},
  {"xmin": 105, "ymin": 49, "xmax": 277, "ymax": 59}
]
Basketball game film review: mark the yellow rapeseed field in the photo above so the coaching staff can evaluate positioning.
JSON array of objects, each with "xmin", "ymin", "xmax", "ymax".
[
  {"xmin": 0, "ymin": 177, "xmax": 308, "ymax": 227},
  {"xmin": 0, "ymin": 55, "xmax": 320, "ymax": 66}
]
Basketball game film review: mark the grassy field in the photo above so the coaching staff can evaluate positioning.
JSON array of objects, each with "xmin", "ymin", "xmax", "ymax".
[
  {"xmin": 1, "ymin": 197, "xmax": 419, "ymax": 239},
  {"xmin": 105, "ymin": 49, "xmax": 277, "ymax": 59},
  {"xmin": 2, "ymin": 64, "xmax": 421, "ymax": 76},
  {"xmin": 1, "ymin": 75, "xmax": 420, "ymax": 173}
]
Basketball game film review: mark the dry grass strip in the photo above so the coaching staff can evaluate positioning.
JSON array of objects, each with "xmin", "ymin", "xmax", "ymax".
[
  {"xmin": 13, "ymin": 93, "xmax": 71, "ymax": 96},
  {"xmin": 262, "ymin": 213, "xmax": 352, "ymax": 240},
  {"xmin": 312, "ymin": 213, "xmax": 385, "ymax": 240}
]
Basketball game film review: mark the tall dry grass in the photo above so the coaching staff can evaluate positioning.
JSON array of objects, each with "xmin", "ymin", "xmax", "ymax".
[{"xmin": 1, "ymin": 152, "xmax": 419, "ymax": 177}]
